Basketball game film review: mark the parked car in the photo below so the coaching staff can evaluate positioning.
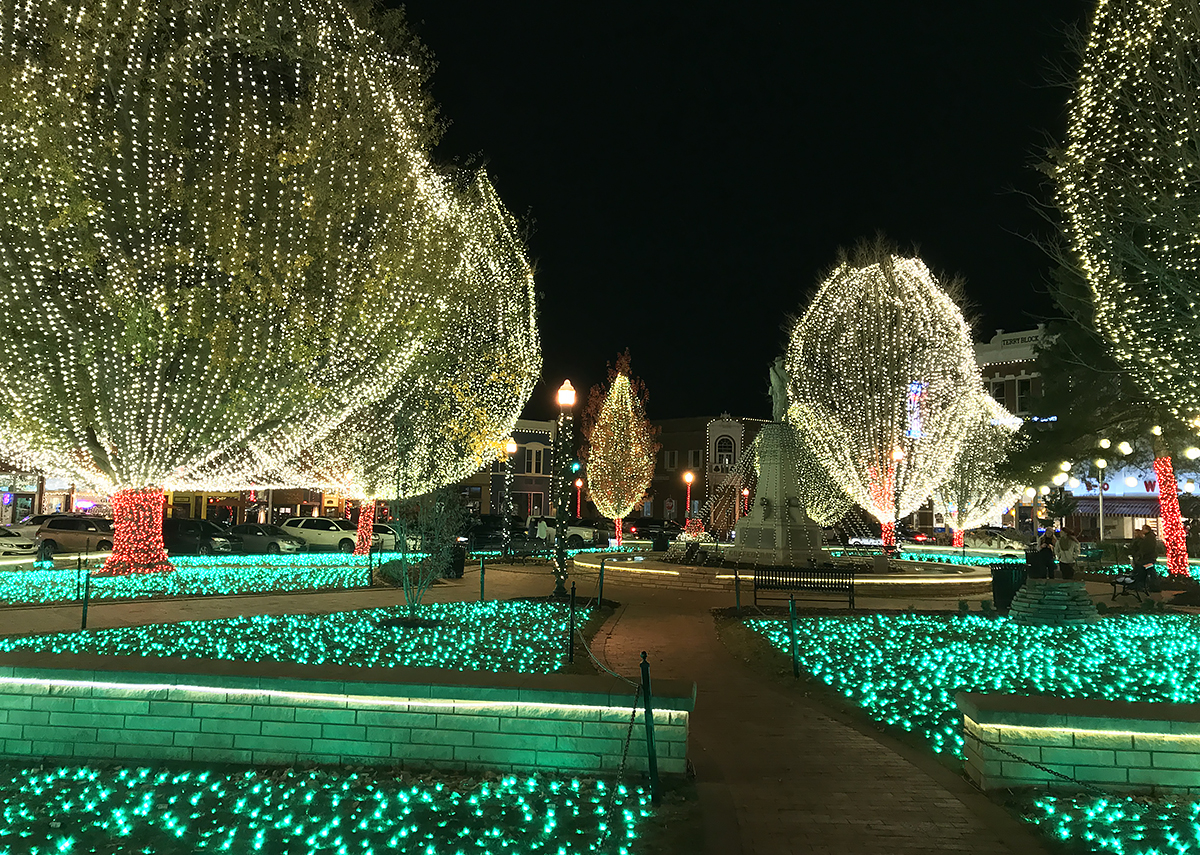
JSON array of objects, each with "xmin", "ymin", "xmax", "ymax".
[
  {"xmin": 10, "ymin": 513, "xmax": 85, "ymax": 539},
  {"xmin": 372, "ymin": 523, "xmax": 398, "ymax": 551},
  {"xmin": 35, "ymin": 517, "xmax": 114, "ymax": 555},
  {"xmin": 625, "ymin": 518, "xmax": 682, "ymax": 541},
  {"xmin": 962, "ymin": 526, "xmax": 1029, "ymax": 551},
  {"xmin": 0, "ymin": 525, "xmax": 36, "ymax": 557},
  {"xmin": 280, "ymin": 517, "xmax": 379, "ymax": 552},
  {"xmin": 228, "ymin": 523, "xmax": 305, "ymax": 554},
  {"xmin": 163, "ymin": 517, "xmax": 241, "ymax": 555},
  {"xmin": 544, "ymin": 517, "xmax": 611, "ymax": 549}
]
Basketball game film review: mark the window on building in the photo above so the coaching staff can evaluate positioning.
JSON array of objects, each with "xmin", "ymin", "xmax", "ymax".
[
  {"xmin": 534, "ymin": 449, "xmax": 544, "ymax": 475},
  {"xmin": 688, "ymin": 450, "xmax": 701, "ymax": 469},
  {"xmin": 524, "ymin": 449, "xmax": 533, "ymax": 473},
  {"xmin": 715, "ymin": 436, "xmax": 735, "ymax": 466},
  {"xmin": 1016, "ymin": 378, "xmax": 1032, "ymax": 414},
  {"xmin": 990, "ymin": 381, "xmax": 1006, "ymax": 406},
  {"xmin": 666, "ymin": 450, "xmax": 678, "ymax": 471}
]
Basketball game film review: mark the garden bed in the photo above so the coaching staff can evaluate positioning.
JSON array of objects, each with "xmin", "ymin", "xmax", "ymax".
[
  {"xmin": 1019, "ymin": 793, "xmax": 1200, "ymax": 855},
  {"xmin": 743, "ymin": 612, "xmax": 1200, "ymax": 757},
  {"xmin": 0, "ymin": 761, "xmax": 663, "ymax": 854},
  {"xmin": 0, "ymin": 600, "xmax": 586, "ymax": 674}
]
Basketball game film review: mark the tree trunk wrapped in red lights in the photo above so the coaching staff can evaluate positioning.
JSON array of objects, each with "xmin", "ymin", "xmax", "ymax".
[
  {"xmin": 99, "ymin": 488, "xmax": 172, "ymax": 576},
  {"xmin": 1154, "ymin": 456, "xmax": 1189, "ymax": 577},
  {"xmin": 354, "ymin": 502, "xmax": 375, "ymax": 556}
]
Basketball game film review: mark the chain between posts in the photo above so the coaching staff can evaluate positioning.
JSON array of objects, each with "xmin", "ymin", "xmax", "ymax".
[
  {"xmin": 598, "ymin": 682, "xmax": 642, "ymax": 848},
  {"xmin": 971, "ymin": 734, "xmax": 1109, "ymax": 795}
]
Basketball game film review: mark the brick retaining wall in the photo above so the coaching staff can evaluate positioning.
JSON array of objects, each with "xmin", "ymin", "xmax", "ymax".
[
  {"xmin": 959, "ymin": 692, "xmax": 1200, "ymax": 794},
  {"xmin": 0, "ymin": 653, "xmax": 694, "ymax": 775}
]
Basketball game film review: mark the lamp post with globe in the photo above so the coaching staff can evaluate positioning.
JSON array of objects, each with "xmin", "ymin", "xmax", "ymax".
[
  {"xmin": 683, "ymin": 471, "xmax": 694, "ymax": 519},
  {"xmin": 501, "ymin": 437, "xmax": 518, "ymax": 557},
  {"xmin": 551, "ymin": 380, "xmax": 576, "ymax": 597}
]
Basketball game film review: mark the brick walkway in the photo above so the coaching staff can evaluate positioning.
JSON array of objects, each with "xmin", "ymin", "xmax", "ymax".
[{"xmin": 0, "ymin": 560, "xmax": 1056, "ymax": 854}]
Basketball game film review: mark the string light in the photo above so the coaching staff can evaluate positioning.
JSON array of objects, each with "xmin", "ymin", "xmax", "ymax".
[
  {"xmin": 582, "ymin": 374, "xmax": 656, "ymax": 547},
  {"xmin": 750, "ymin": 613, "xmax": 1200, "ymax": 757},
  {"xmin": 0, "ymin": 600, "xmax": 575, "ymax": 674},
  {"xmin": 1055, "ymin": 0, "xmax": 1200, "ymax": 426},
  {"xmin": 1027, "ymin": 794, "xmax": 1200, "ymax": 853},
  {"xmin": 786, "ymin": 249, "xmax": 982, "ymax": 546},
  {"xmin": 934, "ymin": 397, "xmax": 1022, "ymax": 547},
  {"xmin": 0, "ymin": 765, "xmax": 648, "ymax": 854},
  {"xmin": 0, "ymin": 0, "xmax": 539, "ymax": 574}
]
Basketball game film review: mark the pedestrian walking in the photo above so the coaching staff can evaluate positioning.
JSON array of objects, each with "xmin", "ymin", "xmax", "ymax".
[{"xmin": 1054, "ymin": 529, "xmax": 1081, "ymax": 580}]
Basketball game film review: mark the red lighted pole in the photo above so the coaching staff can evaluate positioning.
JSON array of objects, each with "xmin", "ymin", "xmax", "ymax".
[{"xmin": 574, "ymin": 478, "xmax": 583, "ymax": 517}]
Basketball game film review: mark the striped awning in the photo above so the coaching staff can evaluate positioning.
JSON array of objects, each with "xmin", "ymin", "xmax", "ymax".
[{"xmin": 1073, "ymin": 497, "xmax": 1161, "ymax": 516}]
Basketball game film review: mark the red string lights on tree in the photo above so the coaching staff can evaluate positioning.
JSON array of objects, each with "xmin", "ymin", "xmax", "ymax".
[
  {"xmin": 354, "ymin": 502, "xmax": 375, "ymax": 557},
  {"xmin": 1154, "ymin": 455, "xmax": 1189, "ymax": 576},
  {"xmin": 100, "ymin": 488, "xmax": 171, "ymax": 576}
]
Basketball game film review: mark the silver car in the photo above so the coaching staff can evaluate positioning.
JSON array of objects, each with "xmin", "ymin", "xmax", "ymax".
[
  {"xmin": 229, "ymin": 523, "xmax": 306, "ymax": 554},
  {"xmin": 0, "ymin": 525, "xmax": 36, "ymax": 557}
]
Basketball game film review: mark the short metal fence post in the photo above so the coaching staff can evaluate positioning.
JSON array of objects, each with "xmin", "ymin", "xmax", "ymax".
[
  {"xmin": 480, "ymin": 556, "xmax": 486, "ymax": 602},
  {"xmin": 639, "ymin": 651, "xmax": 662, "ymax": 806},
  {"xmin": 75, "ymin": 554, "xmax": 82, "ymax": 600},
  {"xmin": 597, "ymin": 558, "xmax": 606, "ymax": 608},
  {"xmin": 734, "ymin": 564, "xmax": 741, "ymax": 616},
  {"xmin": 788, "ymin": 594, "xmax": 799, "ymax": 678},
  {"xmin": 567, "ymin": 582, "xmax": 576, "ymax": 664},
  {"xmin": 81, "ymin": 566, "xmax": 92, "ymax": 631}
]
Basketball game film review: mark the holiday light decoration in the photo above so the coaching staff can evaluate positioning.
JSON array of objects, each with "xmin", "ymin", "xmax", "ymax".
[
  {"xmin": 1027, "ymin": 794, "xmax": 1200, "ymax": 854},
  {"xmin": 934, "ymin": 396, "xmax": 1022, "ymax": 548},
  {"xmin": 0, "ymin": 0, "xmax": 538, "ymax": 575},
  {"xmin": 0, "ymin": 600, "xmax": 576, "ymax": 674},
  {"xmin": 749, "ymin": 613, "xmax": 1200, "ymax": 757},
  {"xmin": 786, "ymin": 248, "xmax": 982, "ymax": 545},
  {"xmin": 0, "ymin": 765, "xmax": 648, "ymax": 854},
  {"xmin": 582, "ymin": 374, "xmax": 656, "ymax": 547},
  {"xmin": 749, "ymin": 424, "xmax": 853, "ymax": 527},
  {"xmin": 1155, "ymin": 454, "xmax": 1189, "ymax": 575},
  {"xmin": 1055, "ymin": 0, "xmax": 1200, "ymax": 427}
]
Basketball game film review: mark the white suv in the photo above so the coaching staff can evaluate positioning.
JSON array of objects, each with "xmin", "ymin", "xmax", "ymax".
[{"xmin": 280, "ymin": 517, "xmax": 379, "ymax": 553}]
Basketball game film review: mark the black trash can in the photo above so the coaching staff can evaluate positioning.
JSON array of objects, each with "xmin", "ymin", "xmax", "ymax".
[
  {"xmin": 990, "ymin": 563, "xmax": 1027, "ymax": 612},
  {"xmin": 448, "ymin": 545, "xmax": 466, "ymax": 579},
  {"xmin": 651, "ymin": 532, "xmax": 670, "ymax": 551}
]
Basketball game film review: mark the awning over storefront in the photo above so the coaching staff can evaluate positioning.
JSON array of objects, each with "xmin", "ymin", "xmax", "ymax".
[{"xmin": 1073, "ymin": 497, "xmax": 1161, "ymax": 516}]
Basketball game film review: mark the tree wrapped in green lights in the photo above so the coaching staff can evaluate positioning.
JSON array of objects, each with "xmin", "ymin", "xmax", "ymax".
[
  {"xmin": 786, "ymin": 242, "xmax": 982, "ymax": 546},
  {"xmin": 0, "ymin": 0, "xmax": 536, "ymax": 574},
  {"xmin": 1052, "ymin": 0, "xmax": 1200, "ymax": 574},
  {"xmin": 933, "ymin": 396, "xmax": 1023, "ymax": 547},
  {"xmin": 581, "ymin": 352, "xmax": 658, "ymax": 547}
]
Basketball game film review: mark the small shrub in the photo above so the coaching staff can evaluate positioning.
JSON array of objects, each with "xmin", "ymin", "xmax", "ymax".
[
  {"xmin": 957, "ymin": 600, "xmax": 970, "ymax": 615},
  {"xmin": 980, "ymin": 600, "xmax": 994, "ymax": 617}
]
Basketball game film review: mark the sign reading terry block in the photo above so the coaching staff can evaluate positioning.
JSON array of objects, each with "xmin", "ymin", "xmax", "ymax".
[
  {"xmin": 959, "ymin": 692, "xmax": 1200, "ymax": 794},
  {"xmin": 0, "ymin": 653, "xmax": 695, "ymax": 775}
]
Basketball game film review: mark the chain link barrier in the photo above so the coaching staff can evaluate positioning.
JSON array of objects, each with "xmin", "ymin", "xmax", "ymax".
[{"xmin": 971, "ymin": 733, "xmax": 1109, "ymax": 795}]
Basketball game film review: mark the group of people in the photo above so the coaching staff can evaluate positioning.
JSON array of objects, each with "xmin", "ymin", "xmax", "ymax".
[
  {"xmin": 1028, "ymin": 524, "xmax": 1161, "ymax": 587},
  {"xmin": 1027, "ymin": 528, "xmax": 1083, "ymax": 579}
]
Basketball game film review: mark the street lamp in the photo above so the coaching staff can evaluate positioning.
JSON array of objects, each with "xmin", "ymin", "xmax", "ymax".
[
  {"xmin": 574, "ymin": 478, "xmax": 583, "ymax": 517},
  {"xmin": 1095, "ymin": 457, "xmax": 1108, "ymax": 541},
  {"xmin": 887, "ymin": 445, "xmax": 905, "ymax": 549},
  {"xmin": 683, "ymin": 471, "xmax": 694, "ymax": 519},
  {"xmin": 552, "ymin": 380, "xmax": 576, "ymax": 597},
  {"xmin": 501, "ymin": 437, "xmax": 518, "ymax": 556},
  {"xmin": 742, "ymin": 487, "xmax": 750, "ymax": 517}
]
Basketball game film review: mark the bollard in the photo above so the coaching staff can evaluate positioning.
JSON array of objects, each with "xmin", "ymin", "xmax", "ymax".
[
  {"xmin": 81, "ymin": 566, "xmax": 92, "ymax": 630},
  {"xmin": 734, "ymin": 564, "xmax": 741, "ymax": 616},
  {"xmin": 788, "ymin": 594, "xmax": 799, "ymax": 678},
  {"xmin": 480, "ymin": 556, "xmax": 486, "ymax": 602},
  {"xmin": 597, "ymin": 558, "xmax": 606, "ymax": 608},
  {"xmin": 567, "ymin": 582, "xmax": 576, "ymax": 664},
  {"xmin": 76, "ymin": 553, "xmax": 82, "ymax": 600},
  {"xmin": 639, "ymin": 651, "xmax": 662, "ymax": 807}
]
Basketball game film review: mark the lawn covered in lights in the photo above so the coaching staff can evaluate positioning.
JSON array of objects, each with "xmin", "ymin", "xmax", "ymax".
[
  {"xmin": 0, "ymin": 554, "xmax": 379, "ymax": 606},
  {"xmin": 0, "ymin": 764, "xmax": 648, "ymax": 854},
  {"xmin": 1024, "ymin": 794, "xmax": 1200, "ymax": 855},
  {"xmin": 0, "ymin": 601, "xmax": 572, "ymax": 673},
  {"xmin": 748, "ymin": 613, "xmax": 1200, "ymax": 757}
]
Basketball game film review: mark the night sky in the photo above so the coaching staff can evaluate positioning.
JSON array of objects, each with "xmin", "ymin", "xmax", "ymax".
[{"xmin": 395, "ymin": 1, "xmax": 1095, "ymax": 421}]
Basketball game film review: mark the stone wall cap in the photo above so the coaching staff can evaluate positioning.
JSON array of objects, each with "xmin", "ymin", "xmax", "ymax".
[{"xmin": 957, "ymin": 691, "xmax": 1200, "ymax": 726}]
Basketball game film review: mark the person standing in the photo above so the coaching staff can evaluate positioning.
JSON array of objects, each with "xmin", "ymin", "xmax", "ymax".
[
  {"xmin": 1029, "ymin": 533, "xmax": 1057, "ymax": 579},
  {"xmin": 1134, "ymin": 524, "xmax": 1160, "ymax": 591},
  {"xmin": 1054, "ymin": 529, "xmax": 1081, "ymax": 580}
]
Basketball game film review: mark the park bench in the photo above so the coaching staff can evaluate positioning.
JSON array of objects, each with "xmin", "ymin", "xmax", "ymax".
[
  {"xmin": 1110, "ymin": 565, "xmax": 1153, "ymax": 601},
  {"xmin": 752, "ymin": 566, "xmax": 855, "ymax": 609}
]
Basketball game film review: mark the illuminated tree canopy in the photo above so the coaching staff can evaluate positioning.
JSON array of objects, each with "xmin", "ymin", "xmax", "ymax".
[
  {"xmin": 581, "ymin": 354, "xmax": 657, "ymax": 533},
  {"xmin": 786, "ymin": 243, "xmax": 981, "ymax": 544},
  {"xmin": 933, "ymin": 395, "xmax": 1022, "ymax": 545},
  {"xmin": 1055, "ymin": 0, "xmax": 1200, "ymax": 427},
  {"xmin": 0, "ymin": 0, "xmax": 539, "ymax": 572}
]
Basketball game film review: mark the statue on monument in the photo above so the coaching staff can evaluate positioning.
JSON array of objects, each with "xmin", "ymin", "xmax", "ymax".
[{"xmin": 769, "ymin": 356, "xmax": 789, "ymax": 423}]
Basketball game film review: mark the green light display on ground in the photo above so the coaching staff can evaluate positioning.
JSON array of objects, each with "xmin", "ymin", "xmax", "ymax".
[
  {"xmin": 1025, "ymin": 794, "xmax": 1200, "ymax": 855},
  {"xmin": 748, "ymin": 614, "xmax": 1200, "ymax": 756},
  {"xmin": 0, "ymin": 763, "xmax": 647, "ymax": 854},
  {"xmin": 827, "ymin": 549, "xmax": 1024, "ymax": 567},
  {"xmin": 0, "ymin": 601, "xmax": 572, "ymax": 673}
]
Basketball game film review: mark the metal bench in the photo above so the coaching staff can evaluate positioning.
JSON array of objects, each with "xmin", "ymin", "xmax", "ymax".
[{"xmin": 752, "ymin": 566, "xmax": 855, "ymax": 608}]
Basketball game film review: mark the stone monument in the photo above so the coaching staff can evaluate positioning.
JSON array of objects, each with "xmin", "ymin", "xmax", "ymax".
[{"xmin": 726, "ymin": 361, "xmax": 831, "ymax": 567}]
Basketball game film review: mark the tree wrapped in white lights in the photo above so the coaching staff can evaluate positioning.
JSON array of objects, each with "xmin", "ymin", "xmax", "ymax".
[
  {"xmin": 933, "ymin": 396, "xmax": 1023, "ymax": 547},
  {"xmin": 1055, "ymin": 0, "xmax": 1200, "ymax": 429},
  {"xmin": 786, "ymin": 244, "xmax": 981, "ymax": 546},
  {"xmin": 0, "ymin": 0, "xmax": 535, "ymax": 574},
  {"xmin": 582, "ymin": 358, "xmax": 657, "ymax": 546}
]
